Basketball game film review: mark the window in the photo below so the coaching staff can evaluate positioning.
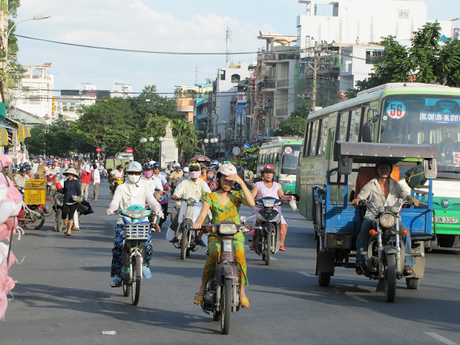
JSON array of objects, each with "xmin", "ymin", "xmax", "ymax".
[
  {"xmin": 399, "ymin": 10, "xmax": 409, "ymax": 19},
  {"xmin": 337, "ymin": 112, "xmax": 349, "ymax": 142},
  {"xmin": 220, "ymin": 70, "xmax": 226, "ymax": 81},
  {"xmin": 309, "ymin": 120, "xmax": 320, "ymax": 156},
  {"xmin": 231, "ymin": 74, "xmax": 240, "ymax": 83},
  {"xmin": 303, "ymin": 122, "xmax": 310, "ymax": 158},
  {"xmin": 349, "ymin": 108, "xmax": 361, "ymax": 142},
  {"xmin": 317, "ymin": 118, "xmax": 329, "ymax": 156},
  {"xmin": 366, "ymin": 51, "xmax": 384, "ymax": 64}
]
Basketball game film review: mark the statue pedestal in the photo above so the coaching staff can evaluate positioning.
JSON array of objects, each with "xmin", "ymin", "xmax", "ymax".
[{"xmin": 159, "ymin": 137, "xmax": 178, "ymax": 168}]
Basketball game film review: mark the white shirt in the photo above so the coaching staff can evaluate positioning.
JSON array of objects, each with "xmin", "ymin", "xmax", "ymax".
[
  {"xmin": 111, "ymin": 170, "xmax": 124, "ymax": 178},
  {"xmin": 92, "ymin": 169, "xmax": 100, "ymax": 184},
  {"xmin": 174, "ymin": 178, "xmax": 211, "ymax": 206},
  {"xmin": 153, "ymin": 173, "xmax": 168, "ymax": 186},
  {"xmin": 142, "ymin": 176, "xmax": 163, "ymax": 194}
]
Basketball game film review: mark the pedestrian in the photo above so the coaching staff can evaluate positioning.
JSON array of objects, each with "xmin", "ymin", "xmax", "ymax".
[
  {"xmin": 80, "ymin": 165, "xmax": 91, "ymax": 200},
  {"xmin": 91, "ymin": 163, "xmax": 100, "ymax": 201},
  {"xmin": 60, "ymin": 168, "xmax": 81, "ymax": 236},
  {"xmin": 4, "ymin": 165, "xmax": 14, "ymax": 182}
]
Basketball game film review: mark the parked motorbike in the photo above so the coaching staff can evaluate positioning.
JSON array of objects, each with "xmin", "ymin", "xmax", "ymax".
[
  {"xmin": 17, "ymin": 203, "xmax": 45, "ymax": 230},
  {"xmin": 17, "ymin": 186, "xmax": 53, "ymax": 218},
  {"xmin": 357, "ymin": 199, "xmax": 419, "ymax": 302},
  {"xmin": 252, "ymin": 196, "xmax": 283, "ymax": 265},
  {"xmin": 199, "ymin": 221, "xmax": 259, "ymax": 334},
  {"xmin": 111, "ymin": 205, "xmax": 154, "ymax": 306},
  {"xmin": 170, "ymin": 197, "xmax": 206, "ymax": 260}
]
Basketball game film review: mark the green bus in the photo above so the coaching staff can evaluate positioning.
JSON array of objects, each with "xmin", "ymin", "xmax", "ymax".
[
  {"xmin": 257, "ymin": 138, "xmax": 302, "ymax": 194},
  {"xmin": 296, "ymin": 82, "xmax": 460, "ymax": 248}
]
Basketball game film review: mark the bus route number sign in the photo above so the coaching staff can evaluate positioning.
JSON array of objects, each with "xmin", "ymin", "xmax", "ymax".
[
  {"xmin": 284, "ymin": 146, "xmax": 293, "ymax": 154},
  {"xmin": 386, "ymin": 101, "xmax": 407, "ymax": 119}
]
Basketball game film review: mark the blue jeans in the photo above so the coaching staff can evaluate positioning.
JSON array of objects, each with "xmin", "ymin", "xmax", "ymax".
[{"xmin": 356, "ymin": 218, "xmax": 414, "ymax": 266}]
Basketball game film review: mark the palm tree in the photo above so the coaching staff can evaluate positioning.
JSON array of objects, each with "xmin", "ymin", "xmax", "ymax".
[{"xmin": 172, "ymin": 119, "xmax": 199, "ymax": 162}]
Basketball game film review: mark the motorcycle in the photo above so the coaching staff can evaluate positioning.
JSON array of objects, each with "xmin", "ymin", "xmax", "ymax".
[
  {"xmin": 357, "ymin": 199, "xmax": 419, "ymax": 302},
  {"xmin": 18, "ymin": 186, "xmax": 53, "ymax": 219},
  {"xmin": 199, "ymin": 221, "xmax": 260, "ymax": 334},
  {"xmin": 155, "ymin": 185, "xmax": 169, "ymax": 227},
  {"xmin": 111, "ymin": 205, "xmax": 154, "ymax": 306},
  {"xmin": 252, "ymin": 196, "xmax": 283, "ymax": 265},
  {"xmin": 110, "ymin": 176, "xmax": 124, "ymax": 195},
  {"xmin": 169, "ymin": 197, "xmax": 207, "ymax": 260},
  {"xmin": 169, "ymin": 177, "xmax": 179, "ymax": 194}
]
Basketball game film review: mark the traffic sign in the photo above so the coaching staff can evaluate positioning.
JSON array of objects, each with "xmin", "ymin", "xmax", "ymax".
[
  {"xmin": 243, "ymin": 143, "xmax": 250, "ymax": 150},
  {"xmin": 232, "ymin": 146, "xmax": 241, "ymax": 155},
  {"xmin": 96, "ymin": 147, "xmax": 102, "ymax": 153},
  {"xmin": 126, "ymin": 147, "xmax": 133, "ymax": 154}
]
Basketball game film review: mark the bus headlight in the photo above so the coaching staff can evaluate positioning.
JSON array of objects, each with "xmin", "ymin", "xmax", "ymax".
[{"xmin": 380, "ymin": 212, "xmax": 396, "ymax": 228}]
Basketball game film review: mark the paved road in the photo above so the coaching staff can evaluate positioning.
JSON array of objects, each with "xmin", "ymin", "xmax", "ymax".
[{"xmin": 2, "ymin": 181, "xmax": 460, "ymax": 345}]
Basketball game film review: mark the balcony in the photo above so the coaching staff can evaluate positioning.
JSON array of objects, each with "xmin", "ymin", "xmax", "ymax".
[
  {"xmin": 276, "ymin": 79, "xmax": 289, "ymax": 88},
  {"xmin": 276, "ymin": 108, "xmax": 288, "ymax": 117}
]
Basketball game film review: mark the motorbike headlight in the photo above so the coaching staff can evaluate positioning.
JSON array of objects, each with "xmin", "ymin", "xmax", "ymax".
[
  {"xmin": 380, "ymin": 212, "xmax": 396, "ymax": 228},
  {"xmin": 262, "ymin": 199, "xmax": 276, "ymax": 208},
  {"xmin": 126, "ymin": 209, "xmax": 150, "ymax": 219},
  {"xmin": 218, "ymin": 223, "xmax": 238, "ymax": 235}
]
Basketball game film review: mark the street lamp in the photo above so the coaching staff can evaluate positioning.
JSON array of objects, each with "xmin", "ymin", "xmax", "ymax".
[
  {"xmin": 140, "ymin": 137, "xmax": 147, "ymax": 161},
  {"xmin": 4, "ymin": 14, "xmax": 51, "ymax": 66},
  {"xmin": 203, "ymin": 138, "xmax": 209, "ymax": 155},
  {"xmin": 149, "ymin": 137, "xmax": 154, "ymax": 159}
]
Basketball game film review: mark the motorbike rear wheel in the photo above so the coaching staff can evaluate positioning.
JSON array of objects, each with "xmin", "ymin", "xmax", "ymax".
[
  {"xmin": 131, "ymin": 255, "xmax": 141, "ymax": 306},
  {"xmin": 221, "ymin": 278, "xmax": 232, "ymax": 334},
  {"xmin": 43, "ymin": 199, "xmax": 54, "ymax": 217},
  {"xmin": 384, "ymin": 254, "xmax": 396, "ymax": 303},
  {"xmin": 24, "ymin": 209, "xmax": 45, "ymax": 230}
]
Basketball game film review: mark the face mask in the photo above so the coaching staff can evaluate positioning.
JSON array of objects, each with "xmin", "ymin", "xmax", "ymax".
[
  {"xmin": 183, "ymin": 173, "xmax": 189, "ymax": 177},
  {"xmin": 127, "ymin": 175, "xmax": 141, "ymax": 184},
  {"xmin": 207, "ymin": 174, "xmax": 215, "ymax": 179},
  {"xmin": 143, "ymin": 170, "xmax": 153, "ymax": 178},
  {"xmin": 189, "ymin": 171, "xmax": 201, "ymax": 179}
]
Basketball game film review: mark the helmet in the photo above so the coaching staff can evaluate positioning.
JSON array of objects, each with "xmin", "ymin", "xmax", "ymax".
[
  {"xmin": 207, "ymin": 166, "xmax": 216, "ymax": 172},
  {"xmin": 126, "ymin": 161, "xmax": 143, "ymax": 174},
  {"xmin": 183, "ymin": 167, "xmax": 189, "ymax": 173},
  {"xmin": 174, "ymin": 165, "xmax": 181, "ymax": 171},
  {"xmin": 153, "ymin": 162, "xmax": 161, "ymax": 169},
  {"xmin": 143, "ymin": 162, "xmax": 153, "ymax": 171},
  {"xmin": 211, "ymin": 160, "xmax": 219, "ymax": 166},
  {"xmin": 47, "ymin": 161, "xmax": 52, "ymax": 165},
  {"xmin": 19, "ymin": 167, "xmax": 26, "ymax": 174},
  {"xmin": 261, "ymin": 164, "xmax": 275, "ymax": 174},
  {"xmin": 116, "ymin": 164, "xmax": 123, "ymax": 170},
  {"xmin": 189, "ymin": 163, "xmax": 201, "ymax": 172},
  {"xmin": 218, "ymin": 163, "xmax": 237, "ymax": 176},
  {"xmin": 173, "ymin": 163, "xmax": 180, "ymax": 168}
]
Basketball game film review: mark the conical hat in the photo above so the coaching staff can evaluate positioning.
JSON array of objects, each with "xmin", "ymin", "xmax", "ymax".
[{"xmin": 64, "ymin": 167, "xmax": 79, "ymax": 178}]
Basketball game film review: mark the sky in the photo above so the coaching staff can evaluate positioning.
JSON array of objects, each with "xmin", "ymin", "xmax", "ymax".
[{"xmin": 12, "ymin": 0, "xmax": 460, "ymax": 96}]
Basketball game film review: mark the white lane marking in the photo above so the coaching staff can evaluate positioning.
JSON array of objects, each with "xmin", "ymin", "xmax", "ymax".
[
  {"xmin": 425, "ymin": 332, "xmax": 459, "ymax": 345},
  {"xmin": 346, "ymin": 294, "xmax": 369, "ymax": 303},
  {"xmin": 299, "ymin": 271, "xmax": 315, "ymax": 277}
]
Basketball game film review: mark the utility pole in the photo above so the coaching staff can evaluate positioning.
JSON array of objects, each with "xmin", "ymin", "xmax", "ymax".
[{"xmin": 312, "ymin": 41, "xmax": 318, "ymax": 109}]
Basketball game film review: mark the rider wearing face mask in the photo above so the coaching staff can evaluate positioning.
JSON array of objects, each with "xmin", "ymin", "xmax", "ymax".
[
  {"xmin": 142, "ymin": 162, "xmax": 163, "ymax": 193},
  {"xmin": 205, "ymin": 166, "xmax": 219, "ymax": 191},
  {"xmin": 170, "ymin": 162, "xmax": 211, "ymax": 243},
  {"xmin": 177, "ymin": 166, "xmax": 189, "ymax": 185},
  {"xmin": 106, "ymin": 161, "xmax": 163, "ymax": 287}
]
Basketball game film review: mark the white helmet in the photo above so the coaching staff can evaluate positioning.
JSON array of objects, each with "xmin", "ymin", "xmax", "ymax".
[
  {"xmin": 183, "ymin": 167, "xmax": 189, "ymax": 173},
  {"xmin": 218, "ymin": 163, "xmax": 237, "ymax": 176},
  {"xmin": 126, "ymin": 161, "xmax": 142, "ymax": 184}
]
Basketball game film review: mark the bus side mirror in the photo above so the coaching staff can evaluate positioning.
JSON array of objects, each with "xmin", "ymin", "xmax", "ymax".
[
  {"xmin": 424, "ymin": 159, "xmax": 437, "ymax": 178},
  {"xmin": 362, "ymin": 123, "xmax": 373, "ymax": 142}
]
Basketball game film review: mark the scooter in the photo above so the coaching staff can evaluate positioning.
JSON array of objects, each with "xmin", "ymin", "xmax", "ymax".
[
  {"xmin": 110, "ymin": 176, "xmax": 124, "ymax": 195},
  {"xmin": 155, "ymin": 185, "xmax": 169, "ymax": 227},
  {"xmin": 111, "ymin": 205, "xmax": 154, "ymax": 306},
  {"xmin": 252, "ymin": 196, "xmax": 283, "ymax": 265},
  {"xmin": 17, "ymin": 203, "xmax": 45, "ymax": 230},
  {"xmin": 199, "ymin": 220, "xmax": 260, "ymax": 334},
  {"xmin": 169, "ymin": 197, "xmax": 207, "ymax": 260}
]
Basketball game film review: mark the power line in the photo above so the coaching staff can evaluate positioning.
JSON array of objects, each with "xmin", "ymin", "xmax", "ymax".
[{"xmin": 16, "ymin": 34, "xmax": 258, "ymax": 56}]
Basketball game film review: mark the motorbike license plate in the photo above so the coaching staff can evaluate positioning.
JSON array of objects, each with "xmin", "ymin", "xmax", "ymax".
[
  {"xmin": 435, "ymin": 217, "xmax": 458, "ymax": 224},
  {"xmin": 223, "ymin": 240, "xmax": 232, "ymax": 253}
]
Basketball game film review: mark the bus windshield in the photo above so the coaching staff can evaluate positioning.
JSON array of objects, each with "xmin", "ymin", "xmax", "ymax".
[
  {"xmin": 281, "ymin": 144, "xmax": 301, "ymax": 175},
  {"xmin": 380, "ymin": 95, "xmax": 460, "ymax": 171}
]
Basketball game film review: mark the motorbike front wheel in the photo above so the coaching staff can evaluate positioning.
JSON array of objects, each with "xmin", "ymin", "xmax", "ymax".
[
  {"xmin": 131, "ymin": 255, "xmax": 141, "ymax": 306},
  {"xmin": 43, "ymin": 199, "xmax": 54, "ymax": 217},
  {"xmin": 221, "ymin": 278, "xmax": 232, "ymax": 334},
  {"xmin": 264, "ymin": 233, "xmax": 271, "ymax": 266},
  {"xmin": 180, "ymin": 227, "xmax": 189, "ymax": 260},
  {"xmin": 384, "ymin": 254, "xmax": 396, "ymax": 303}
]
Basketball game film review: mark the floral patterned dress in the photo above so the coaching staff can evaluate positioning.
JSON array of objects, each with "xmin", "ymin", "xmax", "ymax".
[{"xmin": 201, "ymin": 190, "xmax": 248, "ymax": 285}]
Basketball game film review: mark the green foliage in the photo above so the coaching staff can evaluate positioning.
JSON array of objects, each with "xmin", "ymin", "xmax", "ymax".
[
  {"xmin": 238, "ymin": 147, "xmax": 260, "ymax": 173},
  {"xmin": 70, "ymin": 85, "xmax": 202, "ymax": 162},
  {"xmin": 346, "ymin": 22, "xmax": 460, "ymax": 98}
]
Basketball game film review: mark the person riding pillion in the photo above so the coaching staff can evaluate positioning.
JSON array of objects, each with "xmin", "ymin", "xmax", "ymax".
[{"xmin": 106, "ymin": 161, "xmax": 164, "ymax": 287}]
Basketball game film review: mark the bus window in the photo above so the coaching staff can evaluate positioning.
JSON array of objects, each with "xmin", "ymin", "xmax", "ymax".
[
  {"xmin": 337, "ymin": 112, "xmax": 349, "ymax": 142},
  {"xmin": 309, "ymin": 120, "xmax": 319, "ymax": 156},
  {"xmin": 303, "ymin": 123, "xmax": 310, "ymax": 158},
  {"xmin": 349, "ymin": 108, "xmax": 361, "ymax": 142},
  {"xmin": 317, "ymin": 118, "xmax": 329, "ymax": 156},
  {"xmin": 281, "ymin": 144, "xmax": 301, "ymax": 174}
]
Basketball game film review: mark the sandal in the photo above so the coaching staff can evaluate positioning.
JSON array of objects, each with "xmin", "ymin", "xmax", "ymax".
[
  {"xmin": 403, "ymin": 265, "xmax": 414, "ymax": 276},
  {"xmin": 110, "ymin": 277, "xmax": 121, "ymax": 287},
  {"xmin": 279, "ymin": 245, "xmax": 285, "ymax": 252},
  {"xmin": 249, "ymin": 244, "xmax": 255, "ymax": 251},
  {"xmin": 142, "ymin": 266, "xmax": 152, "ymax": 279},
  {"xmin": 240, "ymin": 297, "xmax": 250, "ymax": 308},
  {"xmin": 65, "ymin": 232, "xmax": 71, "ymax": 236},
  {"xmin": 193, "ymin": 295, "xmax": 204, "ymax": 305}
]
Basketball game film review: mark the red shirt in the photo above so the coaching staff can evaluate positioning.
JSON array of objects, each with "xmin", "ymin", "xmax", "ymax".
[{"xmin": 81, "ymin": 170, "xmax": 92, "ymax": 184}]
